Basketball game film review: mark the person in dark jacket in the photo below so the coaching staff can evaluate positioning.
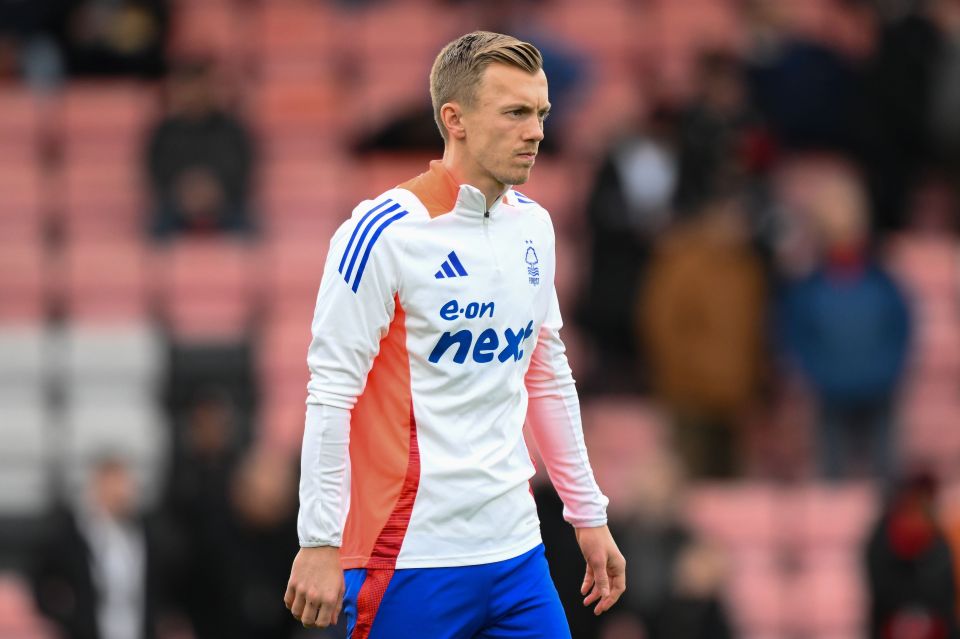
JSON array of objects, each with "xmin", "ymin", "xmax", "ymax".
[
  {"xmin": 30, "ymin": 455, "xmax": 177, "ymax": 639},
  {"xmin": 779, "ymin": 169, "xmax": 912, "ymax": 482},
  {"xmin": 865, "ymin": 472, "xmax": 960, "ymax": 639},
  {"xmin": 145, "ymin": 57, "xmax": 255, "ymax": 238}
]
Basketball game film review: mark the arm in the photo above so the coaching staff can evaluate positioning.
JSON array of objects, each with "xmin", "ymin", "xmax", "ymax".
[
  {"xmin": 525, "ymin": 287, "xmax": 625, "ymax": 616},
  {"xmin": 285, "ymin": 198, "xmax": 403, "ymax": 628}
]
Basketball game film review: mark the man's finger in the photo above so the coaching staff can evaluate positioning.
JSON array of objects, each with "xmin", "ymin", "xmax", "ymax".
[
  {"xmin": 284, "ymin": 584, "xmax": 296, "ymax": 610},
  {"xmin": 590, "ymin": 557, "xmax": 611, "ymax": 615},
  {"xmin": 334, "ymin": 594, "xmax": 344, "ymax": 625},
  {"xmin": 580, "ymin": 562, "xmax": 594, "ymax": 596},
  {"xmin": 290, "ymin": 591, "xmax": 306, "ymax": 618},
  {"xmin": 593, "ymin": 555, "xmax": 626, "ymax": 615},
  {"xmin": 300, "ymin": 600, "xmax": 319, "ymax": 627}
]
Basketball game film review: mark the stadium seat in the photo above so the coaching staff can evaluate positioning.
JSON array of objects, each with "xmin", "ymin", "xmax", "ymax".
[
  {"xmin": 517, "ymin": 159, "xmax": 577, "ymax": 227},
  {"xmin": 61, "ymin": 82, "xmax": 153, "ymax": 136},
  {"xmin": 59, "ymin": 322, "xmax": 163, "ymax": 395},
  {"xmin": 155, "ymin": 238, "xmax": 260, "ymax": 341},
  {"xmin": 254, "ymin": 0, "xmax": 342, "ymax": 66},
  {"xmin": 783, "ymin": 482, "xmax": 878, "ymax": 551},
  {"xmin": 61, "ymin": 82, "xmax": 154, "ymax": 164},
  {"xmin": 786, "ymin": 550, "xmax": 866, "ymax": 637},
  {"xmin": 251, "ymin": 80, "xmax": 343, "ymax": 143},
  {"xmin": 61, "ymin": 162, "xmax": 144, "ymax": 240},
  {"xmin": 726, "ymin": 550, "xmax": 788, "ymax": 637},
  {"xmin": 684, "ymin": 482, "xmax": 781, "ymax": 550},
  {"xmin": 0, "ymin": 326, "xmax": 47, "ymax": 401},
  {"xmin": 0, "ymin": 572, "xmax": 56, "ymax": 639},
  {"xmin": 258, "ymin": 391, "xmax": 307, "ymax": 454},
  {"xmin": 0, "ymin": 163, "xmax": 45, "ymax": 243},
  {"xmin": 259, "ymin": 318, "xmax": 311, "ymax": 385},
  {"xmin": 579, "ymin": 398, "xmax": 667, "ymax": 507},
  {"xmin": 58, "ymin": 239, "xmax": 150, "ymax": 322},
  {"xmin": 0, "ymin": 400, "xmax": 51, "ymax": 517},
  {"xmin": 260, "ymin": 239, "xmax": 327, "ymax": 321},
  {"xmin": 0, "ymin": 241, "xmax": 46, "ymax": 322},
  {"xmin": 168, "ymin": 0, "xmax": 245, "ymax": 62},
  {"xmin": 259, "ymin": 160, "xmax": 345, "ymax": 238}
]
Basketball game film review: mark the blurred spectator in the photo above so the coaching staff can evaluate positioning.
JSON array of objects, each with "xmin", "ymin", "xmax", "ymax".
[
  {"xmin": 577, "ymin": 106, "xmax": 678, "ymax": 392},
  {"xmin": 0, "ymin": 0, "xmax": 64, "ymax": 89},
  {"xmin": 604, "ymin": 451, "xmax": 732, "ymax": 639},
  {"xmin": 778, "ymin": 169, "xmax": 912, "ymax": 482},
  {"xmin": 655, "ymin": 542, "xmax": 732, "ymax": 639},
  {"xmin": 860, "ymin": 0, "xmax": 960, "ymax": 231},
  {"xmin": 640, "ymin": 187, "xmax": 767, "ymax": 479},
  {"xmin": 161, "ymin": 389, "xmax": 240, "ymax": 639},
  {"xmin": 50, "ymin": 0, "xmax": 169, "ymax": 78},
  {"xmin": 145, "ymin": 58, "xmax": 256, "ymax": 239},
  {"xmin": 218, "ymin": 448, "xmax": 300, "ymax": 639},
  {"xmin": 30, "ymin": 455, "xmax": 178, "ymax": 639},
  {"xmin": 865, "ymin": 472, "xmax": 959, "ymax": 639},
  {"xmin": 743, "ymin": 0, "xmax": 867, "ymax": 153},
  {"xmin": 673, "ymin": 50, "xmax": 768, "ymax": 215}
]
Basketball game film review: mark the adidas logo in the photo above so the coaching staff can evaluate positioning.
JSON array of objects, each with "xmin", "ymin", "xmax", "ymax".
[{"xmin": 435, "ymin": 251, "xmax": 469, "ymax": 279}]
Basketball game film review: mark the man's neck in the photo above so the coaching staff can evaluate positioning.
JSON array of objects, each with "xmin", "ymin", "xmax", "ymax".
[{"xmin": 441, "ymin": 147, "xmax": 505, "ymax": 211}]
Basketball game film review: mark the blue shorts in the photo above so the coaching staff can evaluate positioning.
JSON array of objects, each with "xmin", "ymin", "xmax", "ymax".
[{"xmin": 343, "ymin": 544, "xmax": 571, "ymax": 639}]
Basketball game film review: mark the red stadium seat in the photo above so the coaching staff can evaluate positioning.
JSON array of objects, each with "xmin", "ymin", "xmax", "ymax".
[
  {"xmin": 61, "ymin": 83, "xmax": 155, "ymax": 164},
  {"xmin": 254, "ymin": 0, "xmax": 342, "ymax": 65},
  {"xmin": 260, "ymin": 238, "xmax": 329, "ymax": 321},
  {"xmin": 155, "ymin": 237, "xmax": 261, "ymax": 341},
  {"xmin": 726, "ymin": 550, "xmax": 788, "ymax": 637},
  {"xmin": 259, "ymin": 318, "xmax": 312, "ymax": 388},
  {"xmin": 0, "ymin": 241, "xmax": 46, "ymax": 323},
  {"xmin": 61, "ymin": 162, "xmax": 145, "ymax": 240},
  {"xmin": 259, "ymin": 160, "xmax": 346, "ymax": 238},
  {"xmin": 786, "ymin": 550, "xmax": 866, "ymax": 637},
  {"xmin": 58, "ymin": 239, "xmax": 150, "ymax": 322},
  {"xmin": 516, "ymin": 159, "xmax": 578, "ymax": 227},
  {"xmin": 782, "ymin": 482, "xmax": 878, "ymax": 551},
  {"xmin": 684, "ymin": 482, "xmax": 781, "ymax": 549},
  {"xmin": 578, "ymin": 398, "xmax": 668, "ymax": 511},
  {"xmin": 0, "ymin": 163, "xmax": 45, "ymax": 242},
  {"xmin": 168, "ymin": 0, "xmax": 245, "ymax": 62},
  {"xmin": 258, "ymin": 391, "xmax": 307, "ymax": 454}
]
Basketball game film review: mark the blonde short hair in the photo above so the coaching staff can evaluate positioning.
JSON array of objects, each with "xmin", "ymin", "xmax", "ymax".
[{"xmin": 429, "ymin": 31, "xmax": 543, "ymax": 141}]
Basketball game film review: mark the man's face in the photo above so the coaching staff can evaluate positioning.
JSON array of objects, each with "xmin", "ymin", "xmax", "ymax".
[{"xmin": 459, "ymin": 63, "xmax": 549, "ymax": 189}]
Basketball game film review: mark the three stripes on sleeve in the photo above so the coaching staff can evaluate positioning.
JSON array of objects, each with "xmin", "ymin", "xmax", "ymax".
[{"xmin": 337, "ymin": 199, "xmax": 409, "ymax": 293}]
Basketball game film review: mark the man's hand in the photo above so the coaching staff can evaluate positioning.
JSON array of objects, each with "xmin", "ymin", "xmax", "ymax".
[
  {"xmin": 284, "ymin": 546, "xmax": 345, "ymax": 628},
  {"xmin": 574, "ymin": 525, "xmax": 626, "ymax": 616}
]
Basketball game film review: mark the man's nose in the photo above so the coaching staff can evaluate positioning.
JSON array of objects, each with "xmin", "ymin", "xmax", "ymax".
[{"xmin": 523, "ymin": 117, "xmax": 544, "ymax": 142}]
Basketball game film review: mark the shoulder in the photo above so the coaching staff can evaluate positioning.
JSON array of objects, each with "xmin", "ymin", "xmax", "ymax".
[
  {"xmin": 333, "ymin": 189, "xmax": 425, "ymax": 243},
  {"xmin": 507, "ymin": 190, "xmax": 554, "ymax": 237}
]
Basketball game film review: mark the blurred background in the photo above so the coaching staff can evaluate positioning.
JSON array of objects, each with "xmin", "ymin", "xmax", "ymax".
[{"xmin": 2, "ymin": 0, "xmax": 960, "ymax": 638}]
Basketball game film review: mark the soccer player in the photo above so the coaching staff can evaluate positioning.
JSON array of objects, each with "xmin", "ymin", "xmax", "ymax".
[{"xmin": 284, "ymin": 31, "xmax": 625, "ymax": 638}]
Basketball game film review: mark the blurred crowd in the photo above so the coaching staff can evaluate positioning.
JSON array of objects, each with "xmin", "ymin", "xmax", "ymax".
[{"xmin": 3, "ymin": 0, "xmax": 960, "ymax": 638}]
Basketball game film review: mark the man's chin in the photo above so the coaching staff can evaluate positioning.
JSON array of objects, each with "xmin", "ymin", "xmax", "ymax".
[{"xmin": 500, "ymin": 170, "xmax": 532, "ymax": 187}]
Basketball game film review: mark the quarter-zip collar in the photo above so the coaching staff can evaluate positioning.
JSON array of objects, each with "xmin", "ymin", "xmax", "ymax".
[
  {"xmin": 398, "ymin": 160, "xmax": 511, "ymax": 221},
  {"xmin": 454, "ymin": 182, "xmax": 509, "ymax": 220}
]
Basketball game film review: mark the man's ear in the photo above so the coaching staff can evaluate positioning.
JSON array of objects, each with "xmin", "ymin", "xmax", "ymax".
[{"xmin": 440, "ymin": 102, "xmax": 467, "ymax": 140}]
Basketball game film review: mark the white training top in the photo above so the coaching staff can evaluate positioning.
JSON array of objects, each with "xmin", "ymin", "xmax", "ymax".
[{"xmin": 298, "ymin": 161, "xmax": 608, "ymax": 570}]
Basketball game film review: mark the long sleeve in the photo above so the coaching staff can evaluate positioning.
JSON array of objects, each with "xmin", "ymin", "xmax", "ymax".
[
  {"xmin": 525, "ymin": 288, "xmax": 609, "ymax": 528},
  {"xmin": 298, "ymin": 197, "xmax": 406, "ymax": 547}
]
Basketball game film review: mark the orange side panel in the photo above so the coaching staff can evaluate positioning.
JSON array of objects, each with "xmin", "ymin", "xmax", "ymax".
[{"xmin": 340, "ymin": 298, "xmax": 412, "ymax": 569}]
